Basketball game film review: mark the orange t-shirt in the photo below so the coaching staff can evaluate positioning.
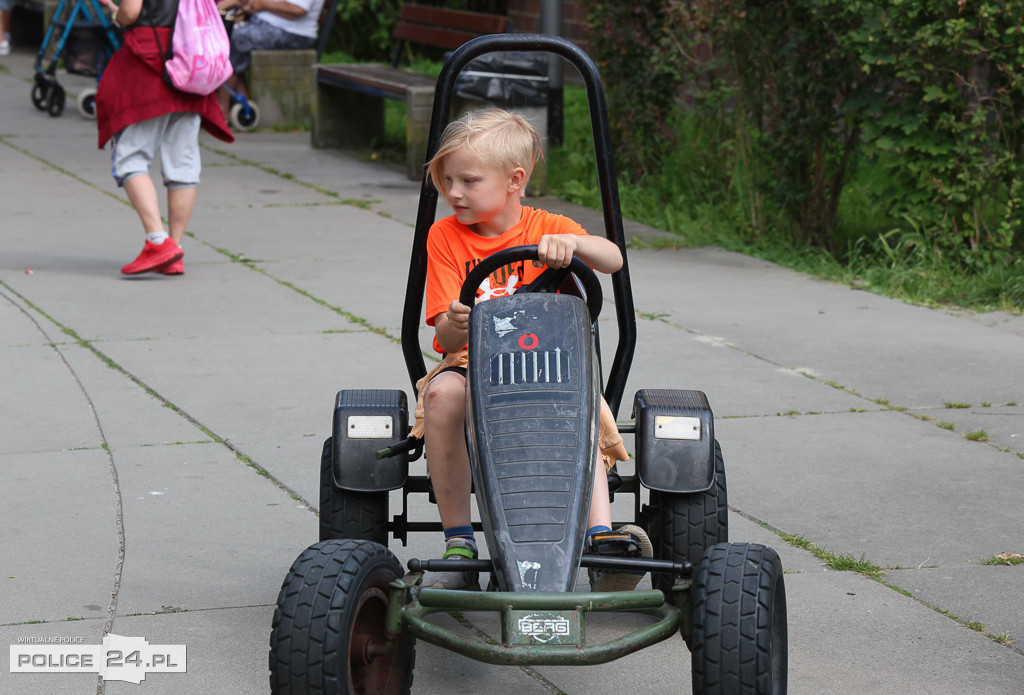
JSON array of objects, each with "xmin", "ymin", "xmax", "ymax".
[{"xmin": 425, "ymin": 206, "xmax": 588, "ymax": 353}]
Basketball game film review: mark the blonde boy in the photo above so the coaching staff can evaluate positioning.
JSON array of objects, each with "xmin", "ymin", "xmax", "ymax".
[{"xmin": 412, "ymin": 108, "xmax": 650, "ymax": 590}]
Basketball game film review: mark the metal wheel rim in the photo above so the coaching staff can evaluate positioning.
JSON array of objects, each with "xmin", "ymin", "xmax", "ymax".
[{"xmin": 347, "ymin": 585, "xmax": 395, "ymax": 694}]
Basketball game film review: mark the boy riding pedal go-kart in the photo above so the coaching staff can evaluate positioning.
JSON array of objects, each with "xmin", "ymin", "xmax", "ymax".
[
  {"xmin": 269, "ymin": 33, "xmax": 788, "ymax": 695},
  {"xmin": 413, "ymin": 107, "xmax": 649, "ymax": 593}
]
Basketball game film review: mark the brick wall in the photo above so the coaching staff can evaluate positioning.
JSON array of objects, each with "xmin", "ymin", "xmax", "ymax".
[{"xmin": 507, "ymin": 0, "xmax": 591, "ymax": 55}]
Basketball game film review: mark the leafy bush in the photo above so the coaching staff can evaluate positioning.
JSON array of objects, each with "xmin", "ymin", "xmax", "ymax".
[
  {"xmin": 576, "ymin": 0, "xmax": 1024, "ymax": 301},
  {"xmin": 579, "ymin": 0, "xmax": 687, "ymax": 177},
  {"xmin": 834, "ymin": 0, "xmax": 1024, "ymax": 268}
]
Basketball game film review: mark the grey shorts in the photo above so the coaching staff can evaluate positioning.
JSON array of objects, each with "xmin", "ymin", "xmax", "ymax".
[
  {"xmin": 110, "ymin": 112, "xmax": 201, "ymax": 189},
  {"xmin": 229, "ymin": 15, "xmax": 315, "ymax": 74}
]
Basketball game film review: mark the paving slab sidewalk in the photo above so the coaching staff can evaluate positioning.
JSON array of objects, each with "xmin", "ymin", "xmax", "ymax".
[{"xmin": 2, "ymin": 49, "xmax": 1023, "ymax": 694}]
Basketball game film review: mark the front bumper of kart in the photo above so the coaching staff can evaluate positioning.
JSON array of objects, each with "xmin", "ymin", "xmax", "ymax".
[{"xmin": 382, "ymin": 557, "xmax": 694, "ymax": 667}]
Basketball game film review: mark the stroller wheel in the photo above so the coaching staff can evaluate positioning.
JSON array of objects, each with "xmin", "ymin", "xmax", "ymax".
[
  {"xmin": 47, "ymin": 85, "xmax": 66, "ymax": 118},
  {"xmin": 229, "ymin": 99, "xmax": 260, "ymax": 131},
  {"xmin": 77, "ymin": 88, "xmax": 98, "ymax": 119},
  {"xmin": 32, "ymin": 82, "xmax": 50, "ymax": 111}
]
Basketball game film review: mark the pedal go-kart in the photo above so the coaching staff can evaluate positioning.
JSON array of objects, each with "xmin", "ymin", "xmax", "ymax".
[{"xmin": 269, "ymin": 34, "xmax": 787, "ymax": 695}]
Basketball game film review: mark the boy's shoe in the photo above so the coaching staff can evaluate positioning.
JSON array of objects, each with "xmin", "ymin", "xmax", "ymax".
[
  {"xmin": 421, "ymin": 538, "xmax": 480, "ymax": 591},
  {"xmin": 156, "ymin": 257, "xmax": 184, "ymax": 275},
  {"xmin": 587, "ymin": 524, "xmax": 654, "ymax": 592},
  {"xmin": 121, "ymin": 239, "xmax": 183, "ymax": 275}
]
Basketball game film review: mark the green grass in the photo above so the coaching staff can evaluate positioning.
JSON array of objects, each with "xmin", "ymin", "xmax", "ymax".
[
  {"xmin": 777, "ymin": 532, "xmax": 885, "ymax": 580},
  {"xmin": 545, "ymin": 87, "xmax": 1024, "ymax": 313},
  {"xmin": 980, "ymin": 554, "xmax": 1024, "ymax": 566}
]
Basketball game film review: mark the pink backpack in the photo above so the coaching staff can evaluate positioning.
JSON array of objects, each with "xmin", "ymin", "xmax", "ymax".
[{"xmin": 154, "ymin": 0, "xmax": 233, "ymax": 95}]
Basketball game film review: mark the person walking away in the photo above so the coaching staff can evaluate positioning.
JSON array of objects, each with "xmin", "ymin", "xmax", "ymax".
[{"xmin": 97, "ymin": 0, "xmax": 234, "ymax": 275}]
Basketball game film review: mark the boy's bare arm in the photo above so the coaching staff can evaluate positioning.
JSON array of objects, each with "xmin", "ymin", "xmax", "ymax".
[
  {"xmin": 433, "ymin": 304, "xmax": 471, "ymax": 354},
  {"xmin": 536, "ymin": 234, "xmax": 622, "ymax": 274}
]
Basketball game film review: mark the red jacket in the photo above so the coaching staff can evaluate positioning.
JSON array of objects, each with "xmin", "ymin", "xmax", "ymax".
[{"xmin": 96, "ymin": 27, "xmax": 233, "ymax": 148}]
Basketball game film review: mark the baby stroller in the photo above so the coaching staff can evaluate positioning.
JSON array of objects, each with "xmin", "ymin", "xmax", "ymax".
[
  {"xmin": 218, "ymin": 7, "xmax": 260, "ymax": 131},
  {"xmin": 31, "ymin": 0, "xmax": 121, "ymax": 118}
]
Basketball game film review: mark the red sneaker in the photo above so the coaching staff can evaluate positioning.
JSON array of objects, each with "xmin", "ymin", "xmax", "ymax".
[
  {"xmin": 156, "ymin": 257, "xmax": 184, "ymax": 275},
  {"xmin": 121, "ymin": 239, "xmax": 183, "ymax": 275}
]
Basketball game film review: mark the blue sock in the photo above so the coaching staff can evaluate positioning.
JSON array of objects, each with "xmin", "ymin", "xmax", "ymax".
[
  {"xmin": 586, "ymin": 524, "xmax": 611, "ymax": 542},
  {"xmin": 443, "ymin": 525, "xmax": 477, "ymax": 553}
]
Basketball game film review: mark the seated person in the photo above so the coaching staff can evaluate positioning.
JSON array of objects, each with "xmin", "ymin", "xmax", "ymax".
[
  {"xmin": 217, "ymin": 0, "xmax": 324, "ymax": 113},
  {"xmin": 412, "ymin": 108, "xmax": 653, "ymax": 591}
]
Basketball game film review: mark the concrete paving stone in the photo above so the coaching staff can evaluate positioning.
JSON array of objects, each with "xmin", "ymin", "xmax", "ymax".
[
  {"xmin": 718, "ymin": 410, "xmax": 1024, "ymax": 568},
  {"xmin": 782, "ymin": 571, "xmax": 1024, "ymax": 694},
  {"xmin": 102, "ymin": 607, "xmax": 273, "ymax": 695},
  {"xmin": 58, "ymin": 343, "xmax": 211, "ymax": 451},
  {"xmin": 622, "ymin": 246, "xmax": 1024, "ymax": 409},
  {"xmin": 6, "ymin": 259, "xmax": 356, "ymax": 343},
  {"xmin": 408, "ymin": 612, "xmax": 560, "ymax": 695},
  {"xmin": 0, "ymin": 619, "xmax": 107, "ymax": 695},
  {"xmin": 0, "ymin": 340, "xmax": 100, "ymax": 454},
  {"xmin": 618, "ymin": 316, "xmax": 867, "ymax": 419},
  {"xmin": 905, "ymin": 404, "xmax": 1024, "ymax": 456},
  {"xmin": 0, "ymin": 448, "xmax": 119, "ymax": 625},
  {"xmin": 98, "ymin": 331, "xmax": 407, "ymax": 449},
  {"xmin": 112, "ymin": 442, "xmax": 312, "ymax": 614},
  {"xmin": 885, "ymin": 563, "xmax": 1024, "ymax": 649},
  {"xmin": 0, "ymin": 292, "xmax": 50, "ymax": 346}
]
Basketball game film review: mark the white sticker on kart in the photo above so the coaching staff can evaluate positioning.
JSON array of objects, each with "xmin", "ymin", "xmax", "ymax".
[
  {"xmin": 492, "ymin": 311, "xmax": 524, "ymax": 337},
  {"xmin": 490, "ymin": 348, "xmax": 569, "ymax": 385},
  {"xmin": 517, "ymin": 560, "xmax": 541, "ymax": 590}
]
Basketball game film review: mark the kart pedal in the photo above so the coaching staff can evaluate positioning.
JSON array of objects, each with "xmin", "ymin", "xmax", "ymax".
[{"xmin": 589, "ymin": 531, "xmax": 643, "ymax": 558}]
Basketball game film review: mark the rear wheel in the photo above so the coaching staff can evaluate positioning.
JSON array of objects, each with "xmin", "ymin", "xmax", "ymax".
[
  {"xmin": 320, "ymin": 437, "xmax": 389, "ymax": 545},
  {"xmin": 691, "ymin": 542, "xmax": 787, "ymax": 694},
  {"xmin": 269, "ymin": 539, "xmax": 415, "ymax": 695},
  {"xmin": 648, "ymin": 440, "xmax": 728, "ymax": 592}
]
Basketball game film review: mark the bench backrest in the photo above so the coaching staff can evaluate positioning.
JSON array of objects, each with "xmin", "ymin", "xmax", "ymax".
[{"xmin": 390, "ymin": 4, "xmax": 510, "ymax": 66}]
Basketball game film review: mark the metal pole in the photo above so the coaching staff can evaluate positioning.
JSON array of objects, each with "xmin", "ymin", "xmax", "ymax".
[{"xmin": 538, "ymin": 0, "xmax": 564, "ymax": 146}]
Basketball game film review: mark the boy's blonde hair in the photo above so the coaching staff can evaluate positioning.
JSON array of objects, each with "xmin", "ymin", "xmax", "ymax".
[{"xmin": 426, "ymin": 108, "xmax": 543, "ymax": 194}]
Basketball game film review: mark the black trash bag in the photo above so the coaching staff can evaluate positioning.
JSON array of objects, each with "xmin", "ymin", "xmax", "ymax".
[{"xmin": 455, "ymin": 52, "xmax": 549, "ymax": 108}]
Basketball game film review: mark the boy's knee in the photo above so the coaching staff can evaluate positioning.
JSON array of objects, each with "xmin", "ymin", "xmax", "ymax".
[{"xmin": 423, "ymin": 373, "xmax": 465, "ymax": 415}]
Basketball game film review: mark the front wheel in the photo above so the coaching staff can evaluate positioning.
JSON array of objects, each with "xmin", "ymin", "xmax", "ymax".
[
  {"xmin": 648, "ymin": 439, "xmax": 728, "ymax": 593},
  {"xmin": 320, "ymin": 437, "xmax": 389, "ymax": 545},
  {"xmin": 47, "ymin": 84, "xmax": 66, "ymax": 117},
  {"xmin": 31, "ymin": 82, "xmax": 50, "ymax": 110},
  {"xmin": 229, "ymin": 99, "xmax": 260, "ymax": 131},
  {"xmin": 77, "ymin": 88, "xmax": 97, "ymax": 118},
  {"xmin": 691, "ymin": 543, "xmax": 788, "ymax": 695},
  {"xmin": 269, "ymin": 539, "xmax": 415, "ymax": 695}
]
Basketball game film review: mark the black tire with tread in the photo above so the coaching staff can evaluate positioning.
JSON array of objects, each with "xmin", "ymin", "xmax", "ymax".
[
  {"xmin": 648, "ymin": 440, "xmax": 728, "ymax": 592},
  {"xmin": 32, "ymin": 82, "xmax": 49, "ymax": 110},
  {"xmin": 47, "ymin": 85, "xmax": 65, "ymax": 117},
  {"xmin": 691, "ymin": 542, "xmax": 788, "ymax": 695},
  {"xmin": 269, "ymin": 539, "xmax": 415, "ymax": 695},
  {"xmin": 319, "ymin": 437, "xmax": 389, "ymax": 545}
]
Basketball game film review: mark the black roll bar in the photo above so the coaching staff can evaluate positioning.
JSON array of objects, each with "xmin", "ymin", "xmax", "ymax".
[{"xmin": 399, "ymin": 33, "xmax": 636, "ymax": 417}]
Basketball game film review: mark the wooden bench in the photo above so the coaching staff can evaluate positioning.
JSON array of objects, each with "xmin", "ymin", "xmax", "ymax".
[{"xmin": 312, "ymin": 4, "xmax": 510, "ymax": 179}]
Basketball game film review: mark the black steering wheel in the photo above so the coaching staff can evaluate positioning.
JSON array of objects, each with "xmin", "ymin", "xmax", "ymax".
[{"xmin": 457, "ymin": 245, "xmax": 603, "ymax": 321}]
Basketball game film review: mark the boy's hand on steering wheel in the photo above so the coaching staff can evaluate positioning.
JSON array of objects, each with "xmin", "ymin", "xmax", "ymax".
[
  {"xmin": 446, "ymin": 300, "xmax": 471, "ymax": 332},
  {"xmin": 535, "ymin": 234, "xmax": 577, "ymax": 269}
]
